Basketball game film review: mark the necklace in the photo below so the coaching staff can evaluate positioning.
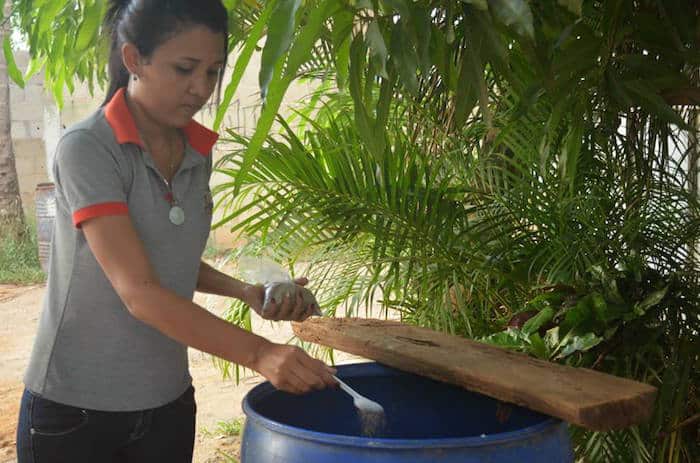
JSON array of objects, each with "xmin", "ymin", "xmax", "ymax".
[{"xmin": 140, "ymin": 129, "xmax": 186, "ymax": 226}]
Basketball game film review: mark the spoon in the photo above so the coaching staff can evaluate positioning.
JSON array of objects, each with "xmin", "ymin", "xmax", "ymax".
[{"xmin": 333, "ymin": 375, "xmax": 385, "ymax": 416}]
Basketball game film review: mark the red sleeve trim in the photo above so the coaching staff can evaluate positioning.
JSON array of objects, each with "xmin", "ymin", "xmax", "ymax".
[{"xmin": 73, "ymin": 202, "xmax": 129, "ymax": 228}]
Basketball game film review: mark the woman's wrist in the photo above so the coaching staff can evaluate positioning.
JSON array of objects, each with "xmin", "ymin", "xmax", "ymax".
[
  {"xmin": 247, "ymin": 336, "xmax": 273, "ymax": 372},
  {"xmin": 239, "ymin": 281, "xmax": 259, "ymax": 308}
]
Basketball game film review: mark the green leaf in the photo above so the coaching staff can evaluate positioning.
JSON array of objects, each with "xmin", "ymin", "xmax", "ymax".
[
  {"xmin": 233, "ymin": 0, "xmax": 336, "ymax": 194},
  {"xmin": 632, "ymin": 287, "xmax": 668, "ymax": 318},
  {"xmin": 488, "ymin": 0, "xmax": 535, "ymax": 40},
  {"xmin": 366, "ymin": 20, "xmax": 388, "ymax": 79},
  {"xmin": 331, "ymin": 9, "xmax": 353, "ymax": 89},
  {"xmin": 52, "ymin": 66, "xmax": 65, "ymax": 109},
  {"xmin": 556, "ymin": 333, "xmax": 602, "ymax": 359},
  {"xmin": 528, "ymin": 332, "xmax": 548, "ymax": 359},
  {"xmin": 557, "ymin": 0, "xmax": 582, "ymax": 16},
  {"xmin": 481, "ymin": 328, "xmax": 529, "ymax": 351},
  {"xmin": 3, "ymin": 37, "xmax": 24, "ymax": 88},
  {"xmin": 563, "ymin": 295, "xmax": 594, "ymax": 331},
  {"xmin": 24, "ymin": 55, "xmax": 46, "ymax": 82},
  {"xmin": 522, "ymin": 307, "xmax": 554, "ymax": 335},
  {"xmin": 460, "ymin": 0, "xmax": 488, "ymax": 10},
  {"xmin": 623, "ymin": 80, "xmax": 688, "ymax": 128},
  {"xmin": 259, "ymin": 0, "xmax": 301, "ymax": 102},
  {"xmin": 390, "ymin": 21, "xmax": 419, "ymax": 95},
  {"xmin": 544, "ymin": 326, "xmax": 560, "ymax": 350},
  {"xmin": 349, "ymin": 35, "xmax": 385, "ymax": 160},
  {"xmin": 453, "ymin": 41, "xmax": 480, "ymax": 127},
  {"xmin": 410, "ymin": 4, "xmax": 432, "ymax": 74},
  {"xmin": 75, "ymin": 0, "xmax": 103, "ymax": 52},
  {"xmin": 285, "ymin": 1, "xmax": 342, "ymax": 77},
  {"xmin": 560, "ymin": 117, "xmax": 584, "ymax": 192},
  {"xmin": 214, "ymin": 0, "xmax": 277, "ymax": 131},
  {"xmin": 382, "ymin": 0, "xmax": 410, "ymax": 18},
  {"xmin": 38, "ymin": 0, "xmax": 65, "ymax": 35}
]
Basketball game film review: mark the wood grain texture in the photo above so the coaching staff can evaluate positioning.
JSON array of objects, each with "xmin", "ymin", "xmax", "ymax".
[{"xmin": 293, "ymin": 318, "xmax": 657, "ymax": 431}]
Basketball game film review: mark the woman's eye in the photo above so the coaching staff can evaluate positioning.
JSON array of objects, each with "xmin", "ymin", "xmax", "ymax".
[
  {"xmin": 175, "ymin": 66, "xmax": 194, "ymax": 74},
  {"xmin": 207, "ymin": 69, "xmax": 221, "ymax": 77}
]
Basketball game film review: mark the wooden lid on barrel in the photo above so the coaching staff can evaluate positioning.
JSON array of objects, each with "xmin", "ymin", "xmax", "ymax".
[{"xmin": 293, "ymin": 318, "xmax": 657, "ymax": 431}]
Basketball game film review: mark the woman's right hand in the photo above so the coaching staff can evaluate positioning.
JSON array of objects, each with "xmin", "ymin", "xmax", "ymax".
[{"xmin": 253, "ymin": 341, "xmax": 337, "ymax": 394}]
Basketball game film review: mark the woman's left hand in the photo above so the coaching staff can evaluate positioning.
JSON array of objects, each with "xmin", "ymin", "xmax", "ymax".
[{"xmin": 242, "ymin": 277, "xmax": 315, "ymax": 321}]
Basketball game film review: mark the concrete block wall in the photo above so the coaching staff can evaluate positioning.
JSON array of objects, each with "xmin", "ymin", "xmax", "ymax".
[{"xmin": 10, "ymin": 51, "xmax": 54, "ymax": 214}]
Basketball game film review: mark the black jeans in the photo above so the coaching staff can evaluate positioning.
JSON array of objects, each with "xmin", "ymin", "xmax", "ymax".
[{"xmin": 16, "ymin": 385, "xmax": 196, "ymax": 463}]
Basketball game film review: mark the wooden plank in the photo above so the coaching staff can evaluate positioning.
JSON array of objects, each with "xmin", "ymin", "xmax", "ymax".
[{"xmin": 292, "ymin": 318, "xmax": 657, "ymax": 431}]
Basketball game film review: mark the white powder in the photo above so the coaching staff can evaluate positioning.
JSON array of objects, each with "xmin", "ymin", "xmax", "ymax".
[{"xmin": 358, "ymin": 409, "xmax": 387, "ymax": 437}]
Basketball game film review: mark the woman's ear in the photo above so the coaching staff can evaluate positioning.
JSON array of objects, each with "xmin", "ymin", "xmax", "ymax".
[{"xmin": 121, "ymin": 42, "xmax": 143, "ymax": 77}]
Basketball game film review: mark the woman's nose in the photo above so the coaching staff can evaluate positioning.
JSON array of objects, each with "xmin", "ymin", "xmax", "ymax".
[{"xmin": 189, "ymin": 74, "xmax": 212, "ymax": 99}]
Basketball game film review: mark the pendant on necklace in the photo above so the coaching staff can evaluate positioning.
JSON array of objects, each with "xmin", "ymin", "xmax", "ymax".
[{"xmin": 169, "ymin": 205, "xmax": 186, "ymax": 225}]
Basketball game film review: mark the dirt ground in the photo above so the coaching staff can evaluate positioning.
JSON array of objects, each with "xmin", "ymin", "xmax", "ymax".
[{"xmin": 0, "ymin": 283, "xmax": 363, "ymax": 463}]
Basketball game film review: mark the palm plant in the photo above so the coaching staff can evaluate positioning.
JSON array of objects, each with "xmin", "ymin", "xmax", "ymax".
[{"xmin": 211, "ymin": 2, "xmax": 699, "ymax": 461}]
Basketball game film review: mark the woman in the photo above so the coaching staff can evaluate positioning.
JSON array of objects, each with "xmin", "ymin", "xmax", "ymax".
[{"xmin": 16, "ymin": 1, "xmax": 336, "ymax": 461}]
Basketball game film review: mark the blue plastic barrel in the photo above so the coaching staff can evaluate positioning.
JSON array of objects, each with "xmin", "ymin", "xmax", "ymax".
[{"xmin": 241, "ymin": 362, "xmax": 573, "ymax": 462}]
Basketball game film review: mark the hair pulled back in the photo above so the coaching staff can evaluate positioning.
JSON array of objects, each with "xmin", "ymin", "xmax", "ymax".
[{"xmin": 103, "ymin": 0, "xmax": 229, "ymax": 106}]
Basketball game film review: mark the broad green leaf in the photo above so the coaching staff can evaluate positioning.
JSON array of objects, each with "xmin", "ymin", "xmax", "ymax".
[
  {"xmin": 560, "ymin": 117, "xmax": 583, "ymax": 192},
  {"xmin": 38, "ymin": 0, "xmax": 65, "ymax": 35},
  {"xmin": 334, "ymin": 35, "xmax": 351, "ymax": 90},
  {"xmin": 623, "ymin": 80, "xmax": 688, "ymax": 128},
  {"xmin": 556, "ymin": 333, "xmax": 602, "ymax": 359},
  {"xmin": 52, "ymin": 65, "xmax": 65, "ymax": 109},
  {"xmin": 558, "ymin": 0, "xmax": 582, "ymax": 16},
  {"xmin": 453, "ymin": 48, "xmax": 478, "ymax": 127},
  {"xmin": 214, "ymin": 0, "xmax": 277, "ymax": 131},
  {"xmin": 75, "ymin": 0, "xmax": 103, "ymax": 52},
  {"xmin": 3, "ymin": 37, "xmax": 24, "ymax": 88},
  {"xmin": 331, "ymin": 8, "xmax": 353, "ymax": 89},
  {"xmin": 429, "ymin": 25, "xmax": 451, "ymax": 90},
  {"xmin": 366, "ymin": 20, "xmax": 388, "ymax": 79},
  {"xmin": 460, "ymin": 0, "xmax": 488, "ymax": 10},
  {"xmin": 349, "ymin": 35, "xmax": 385, "ymax": 160},
  {"xmin": 234, "ymin": 0, "xmax": 336, "ymax": 194},
  {"xmin": 632, "ymin": 287, "xmax": 668, "ymax": 319},
  {"xmin": 259, "ymin": 0, "xmax": 301, "ymax": 102},
  {"xmin": 522, "ymin": 307, "xmax": 554, "ymax": 335},
  {"xmin": 382, "ymin": 0, "xmax": 410, "ymax": 19},
  {"xmin": 544, "ymin": 326, "xmax": 560, "ymax": 350},
  {"xmin": 23, "ymin": 55, "xmax": 46, "ymax": 82},
  {"xmin": 528, "ymin": 332, "xmax": 548, "ymax": 359},
  {"xmin": 481, "ymin": 328, "xmax": 529, "ymax": 351},
  {"xmin": 471, "ymin": 9, "xmax": 509, "ymax": 75},
  {"xmin": 563, "ymin": 295, "xmax": 594, "ymax": 331},
  {"xmin": 488, "ymin": 0, "xmax": 535, "ymax": 40},
  {"xmin": 410, "ymin": 4, "xmax": 431, "ymax": 74},
  {"xmin": 353, "ymin": 0, "xmax": 373, "ymax": 9},
  {"xmin": 285, "ymin": 1, "xmax": 342, "ymax": 76},
  {"xmin": 390, "ymin": 21, "xmax": 418, "ymax": 95}
]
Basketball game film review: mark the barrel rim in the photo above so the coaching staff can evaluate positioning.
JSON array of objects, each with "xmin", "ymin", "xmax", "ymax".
[{"xmin": 242, "ymin": 362, "xmax": 565, "ymax": 450}]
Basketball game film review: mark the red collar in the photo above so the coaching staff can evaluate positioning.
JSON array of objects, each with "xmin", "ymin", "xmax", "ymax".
[{"xmin": 104, "ymin": 88, "xmax": 219, "ymax": 156}]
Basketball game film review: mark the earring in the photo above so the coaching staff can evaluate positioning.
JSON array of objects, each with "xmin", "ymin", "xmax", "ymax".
[{"xmin": 132, "ymin": 74, "xmax": 138, "ymax": 81}]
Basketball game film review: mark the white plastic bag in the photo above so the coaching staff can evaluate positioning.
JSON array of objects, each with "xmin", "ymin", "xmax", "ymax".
[{"xmin": 238, "ymin": 256, "xmax": 321, "ymax": 318}]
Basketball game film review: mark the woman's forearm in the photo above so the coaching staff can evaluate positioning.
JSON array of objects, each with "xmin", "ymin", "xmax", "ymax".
[
  {"xmin": 196, "ymin": 260, "xmax": 251, "ymax": 299},
  {"xmin": 123, "ymin": 281, "xmax": 268, "ymax": 369}
]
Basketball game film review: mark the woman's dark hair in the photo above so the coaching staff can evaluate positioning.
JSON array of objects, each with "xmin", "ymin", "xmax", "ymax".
[{"xmin": 102, "ymin": 0, "xmax": 229, "ymax": 106}]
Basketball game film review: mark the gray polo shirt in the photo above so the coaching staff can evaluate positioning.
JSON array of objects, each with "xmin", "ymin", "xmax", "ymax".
[{"xmin": 24, "ymin": 87, "xmax": 219, "ymax": 411}]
